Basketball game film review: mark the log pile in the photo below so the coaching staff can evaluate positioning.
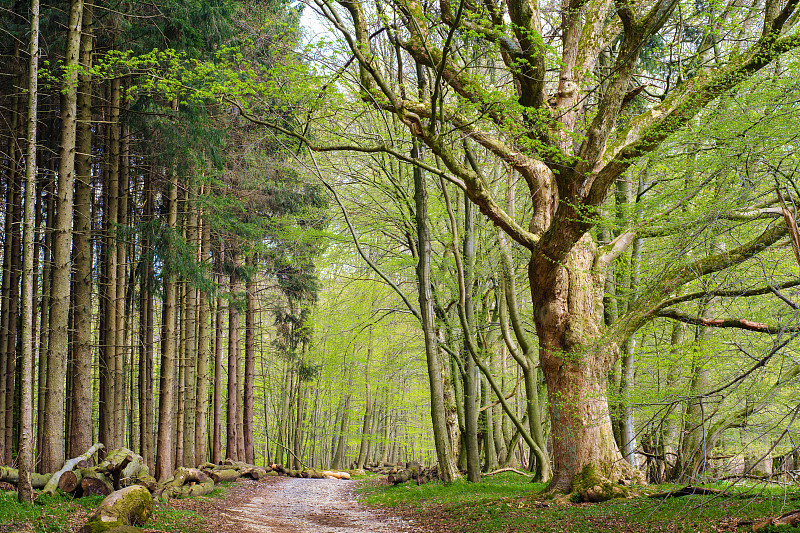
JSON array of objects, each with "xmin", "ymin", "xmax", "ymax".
[{"xmin": 364, "ymin": 461, "xmax": 439, "ymax": 485}]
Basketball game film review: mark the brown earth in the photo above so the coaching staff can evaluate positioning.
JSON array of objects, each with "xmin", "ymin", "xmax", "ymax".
[{"xmin": 165, "ymin": 477, "xmax": 426, "ymax": 533}]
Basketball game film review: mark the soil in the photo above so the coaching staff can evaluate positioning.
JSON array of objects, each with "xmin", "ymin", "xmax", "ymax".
[{"xmin": 166, "ymin": 477, "xmax": 425, "ymax": 533}]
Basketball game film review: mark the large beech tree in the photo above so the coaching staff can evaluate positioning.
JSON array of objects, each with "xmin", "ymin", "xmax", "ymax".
[{"xmin": 296, "ymin": 0, "xmax": 800, "ymax": 490}]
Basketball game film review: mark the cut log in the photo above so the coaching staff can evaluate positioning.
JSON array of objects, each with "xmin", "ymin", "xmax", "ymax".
[
  {"xmin": 162, "ymin": 479, "xmax": 215, "ymax": 500},
  {"xmin": 80, "ymin": 485, "xmax": 153, "ymax": 533},
  {"xmin": 131, "ymin": 470, "xmax": 157, "ymax": 492},
  {"xmin": 320, "ymin": 470, "xmax": 351, "ymax": 480},
  {"xmin": 41, "ymin": 442, "xmax": 104, "ymax": 497},
  {"xmin": 161, "ymin": 467, "xmax": 209, "ymax": 489},
  {"xmin": 210, "ymin": 468, "xmax": 240, "ymax": 483},
  {"xmin": 59, "ymin": 469, "xmax": 84, "ymax": 494},
  {"xmin": 80, "ymin": 469, "xmax": 114, "ymax": 497},
  {"xmin": 388, "ymin": 464, "xmax": 420, "ymax": 485},
  {"xmin": 0, "ymin": 465, "xmax": 53, "ymax": 488},
  {"xmin": 753, "ymin": 509, "xmax": 800, "ymax": 531}
]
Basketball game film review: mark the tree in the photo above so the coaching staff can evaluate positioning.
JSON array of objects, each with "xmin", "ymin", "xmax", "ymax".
[{"xmin": 290, "ymin": 0, "xmax": 800, "ymax": 490}]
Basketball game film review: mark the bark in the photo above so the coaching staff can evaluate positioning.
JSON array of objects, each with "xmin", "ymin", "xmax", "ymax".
[
  {"xmin": 461, "ymin": 193, "xmax": 480, "ymax": 482},
  {"xmin": 183, "ymin": 198, "xmax": 198, "ymax": 468},
  {"xmin": 99, "ymin": 78, "xmax": 120, "ymax": 452},
  {"xmin": 530, "ymin": 235, "xmax": 635, "ymax": 492},
  {"xmin": 175, "ymin": 281, "xmax": 186, "ymax": 470},
  {"xmin": 0, "ymin": 466, "xmax": 52, "ymax": 488},
  {"xmin": 355, "ymin": 326, "xmax": 373, "ymax": 471},
  {"xmin": 17, "ymin": 1, "xmax": 39, "ymax": 499},
  {"xmin": 212, "ymin": 242, "xmax": 224, "ymax": 464},
  {"xmin": 244, "ymin": 258, "xmax": 256, "ymax": 464},
  {"xmin": 155, "ymin": 170, "xmax": 179, "ymax": 481},
  {"xmin": 138, "ymin": 172, "xmax": 155, "ymax": 469},
  {"xmin": 113, "ymin": 87, "xmax": 128, "ymax": 448},
  {"xmin": 69, "ymin": 3, "xmax": 94, "ymax": 459},
  {"xmin": 36, "ymin": 175, "xmax": 54, "ymax": 470},
  {"xmin": 40, "ymin": 442, "xmax": 104, "ymax": 496},
  {"xmin": 0, "ymin": 50, "xmax": 18, "ymax": 466},
  {"xmin": 43, "ymin": 0, "xmax": 83, "ymax": 473},
  {"xmin": 413, "ymin": 136, "xmax": 461, "ymax": 482},
  {"xmin": 227, "ymin": 249, "xmax": 241, "ymax": 461},
  {"xmin": 194, "ymin": 208, "xmax": 211, "ymax": 465}
]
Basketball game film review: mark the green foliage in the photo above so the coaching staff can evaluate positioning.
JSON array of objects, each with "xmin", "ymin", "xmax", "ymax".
[{"xmin": 360, "ymin": 478, "xmax": 800, "ymax": 533}]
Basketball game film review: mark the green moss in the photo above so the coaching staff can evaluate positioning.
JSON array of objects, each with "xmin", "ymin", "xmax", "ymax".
[{"xmin": 570, "ymin": 465, "xmax": 630, "ymax": 503}]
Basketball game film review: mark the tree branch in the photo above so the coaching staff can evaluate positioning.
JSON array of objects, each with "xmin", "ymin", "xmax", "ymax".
[{"xmin": 657, "ymin": 308, "xmax": 798, "ymax": 334}]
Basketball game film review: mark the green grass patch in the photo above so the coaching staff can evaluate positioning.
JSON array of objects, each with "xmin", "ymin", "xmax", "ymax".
[
  {"xmin": 358, "ymin": 475, "xmax": 800, "ymax": 533},
  {"xmin": 0, "ymin": 490, "xmax": 87, "ymax": 533},
  {"xmin": 148, "ymin": 507, "xmax": 209, "ymax": 533}
]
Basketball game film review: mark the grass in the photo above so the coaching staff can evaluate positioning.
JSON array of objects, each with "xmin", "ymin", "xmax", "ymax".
[
  {"xmin": 0, "ymin": 481, "xmax": 235, "ymax": 533},
  {"xmin": 0, "ymin": 490, "xmax": 103, "ymax": 533},
  {"xmin": 357, "ymin": 473, "xmax": 800, "ymax": 533}
]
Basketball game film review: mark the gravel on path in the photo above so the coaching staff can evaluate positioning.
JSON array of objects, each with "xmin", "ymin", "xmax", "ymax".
[{"xmin": 167, "ymin": 477, "xmax": 424, "ymax": 533}]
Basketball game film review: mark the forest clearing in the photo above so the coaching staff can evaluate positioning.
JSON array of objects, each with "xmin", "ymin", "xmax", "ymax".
[{"xmin": 3, "ymin": 0, "xmax": 800, "ymax": 529}]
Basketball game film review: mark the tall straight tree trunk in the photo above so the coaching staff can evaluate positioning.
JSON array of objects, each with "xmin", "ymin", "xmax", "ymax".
[
  {"xmin": 43, "ymin": 0, "xmax": 83, "ymax": 473},
  {"xmin": 6, "ymin": 155, "xmax": 22, "ymax": 464},
  {"xmin": 355, "ymin": 326, "xmax": 373, "ymax": 470},
  {"xmin": 69, "ymin": 4, "xmax": 93, "ymax": 458},
  {"xmin": 114, "ymin": 98, "xmax": 128, "ymax": 446},
  {"xmin": 413, "ymin": 137, "xmax": 460, "ymax": 482},
  {"xmin": 243, "ymin": 258, "xmax": 255, "ymax": 465},
  {"xmin": 36, "ymin": 177, "xmax": 53, "ymax": 470},
  {"xmin": 139, "ymin": 170, "xmax": 155, "ymax": 468},
  {"xmin": 461, "ymin": 193, "xmax": 480, "ymax": 482},
  {"xmin": 194, "ymin": 206, "xmax": 211, "ymax": 465},
  {"xmin": 212, "ymin": 243, "xmax": 224, "ymax": 464},
  {"xmin": 99, "ymin": 78, "xmax": 120, "ymax": 451},
  {"xmin": 155, "ymin": 169, "xmax": 179, "ymax": 480},
  {"xmin": 183, "ymin": 200, "xmax": 198, "ymax": 468},
  {"xmin": 226, "ymin": 250, "xmax": 241, "ymax": 461},
  {"xmin": 0, "ymin": 51, "xmax": 18, "ymax": 466},
  {"xmin": 175, "ymin": 280, "xmax": 186, "ymax": 469},
  {"xmin": 18, "ymin": 0, "xmax": 39, "ymax": 500}
]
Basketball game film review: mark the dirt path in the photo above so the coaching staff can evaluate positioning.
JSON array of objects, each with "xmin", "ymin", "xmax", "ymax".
[{"xmin": 172, "ymin": 477, "xmax": 422, "ymax": 533}]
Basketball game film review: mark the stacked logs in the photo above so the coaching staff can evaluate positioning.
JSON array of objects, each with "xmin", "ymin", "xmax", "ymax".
[
  {"xmin": 364, "ymin": 461, "xmax": 439, "ymax": 485},
  {"xmin": 268, "ymin": 462, "xmax": 351, "ymax": 480}
]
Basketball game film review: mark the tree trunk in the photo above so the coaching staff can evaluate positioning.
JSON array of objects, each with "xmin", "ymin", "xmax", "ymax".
[
  {"xmin": 461, "ymin": 193, "xmax": 480, "ymax": 482},
  {"xmin": 244, "ymin": 259, "xmax": 255, "ymax": 465},
  {"xmin": 69, "ymin": 3, "xmax": 93, "ymax": 461},
  {"xmin": 155, "ymin": 170, "xmax": 179, "ymax": 481},
  {"xmin": 226, "ymin": 250, "xmax": 241, "ymax": 461},
  {"xmin": 113, "ymin": 89, "xmax": 128, "ymax": 448},
  {"xmin": 183, "ymin": 197, "xmax": 198, "ymax": 468},
  {"xmin": 43, "ymin": 0, "xmax": 83, "ymax": 473},
  {"xmin": 355, "ymin": 326, "xmax": 373, "ymax": 470},
  {"xmin": 194, "ymin": 208, "xmax": 211, "ymax": 465},
  {"xmin": 18, "ymin": 0, "xmax": 39, "ymax": 500},
  {"xmin": 530, "ymin": 235, "xmax": 632, "ymax": 492},
  {"xmin": 413, "ymin": 136, "xmax": 460, "ymax": 482},
  {"xmin": 138, "ymin": 171, "xmax": 155, "ymax": 469},
  {"xmin": 212, "ymin": 243, "xmax": 224, "ymax": 464}
]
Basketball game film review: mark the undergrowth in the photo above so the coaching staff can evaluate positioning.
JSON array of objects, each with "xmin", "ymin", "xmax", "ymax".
[{"xmin": 358, "ymin": 473, "xmax": 800, "ymax": 533}]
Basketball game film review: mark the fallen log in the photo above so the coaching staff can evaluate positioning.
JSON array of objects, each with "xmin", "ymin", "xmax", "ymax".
[
  {"xmin": 162, "ymin": 479, "xmax": 216, "ymax": 500},
  {"xmin": 0, "ymin": 465, "xmax": 52, "ymax": 488},
  {"xmin": 753, "ymin": 509, "xmax": 800, "ymax": 531},
  {"xmin": 320, "ymin": 470, "xmax": 351, "ymax": 480},
  {"xmin": 388, "ymin": 463, "xmax": 420, "ymax": 485},
  {"xmin": 80, "ymin": 469, "xmax": 114, "ymax": 497},
  {"xmin": 484, "ymin": 467, "xmax": 534, "ymax": 478},
  {"xmin": 59, "ymin": 469, "xmax": 84, "ymax": 494},
  {"xmin": 210, "ymin": 468, "xmax": 240, "ymax": 483},
  {"xmin": 648, "ymin": 485, "xmax": 724, "ymax": 499},
  {"xmin": 41, "ymin": 442, "xmax": 104, "ymax": 497},
  {"xmin": 80, "ymin": 485, "xmax": 152, "ymax": 533}
]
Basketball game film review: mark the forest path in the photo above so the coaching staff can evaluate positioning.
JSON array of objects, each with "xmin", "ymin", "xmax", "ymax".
[{"xmin": 181, "ymin": 477, "xmax": 422, "ymax": 533}]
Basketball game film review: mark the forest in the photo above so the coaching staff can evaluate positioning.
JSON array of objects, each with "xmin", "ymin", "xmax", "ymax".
[{"xmin": 1, "ymin": 0, "xmax": 800, "ymax": 521}]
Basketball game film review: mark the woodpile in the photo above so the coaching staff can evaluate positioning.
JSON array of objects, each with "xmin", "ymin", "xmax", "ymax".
[{"xmin": 364, "ymin": 460, "xmax": 439, "ymax": 485}]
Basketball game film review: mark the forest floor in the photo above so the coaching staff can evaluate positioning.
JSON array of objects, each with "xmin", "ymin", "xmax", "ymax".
[{"xmin": 165, "ymin": 477, "xmax": 425, "ymax": 533}]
